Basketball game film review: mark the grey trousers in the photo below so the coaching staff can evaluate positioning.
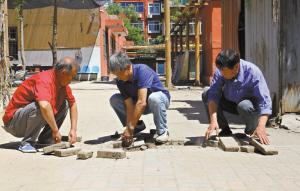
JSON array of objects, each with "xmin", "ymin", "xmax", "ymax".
[
  {"xmin": 202, "ymin": 87, "xmax": 258, "ymax": 134},
  {"xmin": 3, "ymin": 101, "xmax": 68, "ymax": 143}
]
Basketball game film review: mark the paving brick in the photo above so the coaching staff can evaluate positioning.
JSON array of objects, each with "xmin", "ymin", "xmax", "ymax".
[
  {"xmin": 219, "ymin": 137, "xmax": 240, "ymax": 152},
  {"xmin": 43, "ymin": 142, "xmax": 71, "ymax": 154},
  {"xmin": 166, "ymin": 139, "xmax": 186, "ymax": 146},
  {"xmin": 250, "ymin": 138, "xmax": 278, "ymax": 155},
  {"xmin": 112, "ymin": 141, "xmax": 123, "ymax": 148},
  {"xmin": 240, "ymin": 145, "xmax": 255, "ymax": 153},
  {"xmin": 77, "ymin": 150, "xmax": 93, "ymax": 160},
  {"xmin": 140, "ymin": 145, "xmax": 148, "ymax": 151},
  {"xmin": 207, "ymin": 139, "xmax": 219, "ymax": 147},
  {"xmin": 54, "ymin": 147, "xmax": 81, "ymax": 157},
  {"xmin": 96, "ymin": 149, "xmax": 126, "ymax": 159},
  {"xmin": 61, "ymin": 136, "xmax": 82, "ymax": 142}
]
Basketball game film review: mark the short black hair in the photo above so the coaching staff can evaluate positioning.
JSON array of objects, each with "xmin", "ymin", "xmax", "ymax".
[{"xmin": 215, "ymin": 49, "xmax": 240, "ymax": 69}]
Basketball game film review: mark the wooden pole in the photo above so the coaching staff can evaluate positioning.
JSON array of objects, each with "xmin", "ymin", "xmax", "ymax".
[
  {"xmin": 52, "ymin": 0, "xmax": 58, "ymax": 66},
  {"xmin": 186, "ymin": 18, "xmax": 190, "ymax": 79},
  {"xmin": 194, "ymin": 4, "xmax": 201, "ymax": 86},
  {"xmin": 3, "ymin": 0, "xmax": 8, "ymax": 62},
  {"xmin": 164, "ymin": 0, "xmax": 172, "ymax": 88}
]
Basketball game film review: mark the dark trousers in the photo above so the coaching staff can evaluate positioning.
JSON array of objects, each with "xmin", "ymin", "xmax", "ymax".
[{"xmin": 202, "ymin": 87, "xmax": 258, "ymax": 134}]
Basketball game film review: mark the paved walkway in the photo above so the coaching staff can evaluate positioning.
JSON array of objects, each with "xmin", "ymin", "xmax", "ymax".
[{"xmin": 0, "ymin": 81, "xmax": 300, "ymax": 191}]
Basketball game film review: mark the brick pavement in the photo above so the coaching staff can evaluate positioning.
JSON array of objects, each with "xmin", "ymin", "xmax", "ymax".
[{"xmin": 0, "ymin": 81, "xmax": 299, "ymax": 191}]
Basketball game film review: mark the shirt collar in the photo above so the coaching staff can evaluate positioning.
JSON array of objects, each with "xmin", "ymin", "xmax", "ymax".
[{"xmin": 236, "ymin": 59, "xmax": 244, "ymax": 83}]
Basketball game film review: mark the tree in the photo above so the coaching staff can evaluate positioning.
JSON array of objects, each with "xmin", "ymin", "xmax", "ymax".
[
  {"xmin": 106, "ymin": 4, "xmax": 144, "ymax": 45},
  {"xmin": 15, "ymin": 0, "xmax": 26, "ymax": 71}
]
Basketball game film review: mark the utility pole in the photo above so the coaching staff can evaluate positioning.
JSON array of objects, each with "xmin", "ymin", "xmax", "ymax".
[
  {"xmin": 194, "ymin": 1, "xmax": 201, "ymax": 86},
  {"xmin": 164, "ymin": 0, "xmax": 172, "ymax": 88}
]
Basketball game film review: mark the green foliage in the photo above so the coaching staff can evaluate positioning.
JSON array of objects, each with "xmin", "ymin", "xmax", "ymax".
[
  {"xmin": 170, "ymin": 0, "xmax": 182, "ymax": 22},
  {"xmin": 106, "ymin": 3, "xmax": 144, "ymax": 45},
  {"xmin": 150, "ymin": 35, "xmax": 164, "ymax": 45}
]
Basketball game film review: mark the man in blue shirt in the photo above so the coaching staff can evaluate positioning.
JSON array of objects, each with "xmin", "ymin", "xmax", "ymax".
[
  {"xmin": 202, "ymin": 49, "xmax": 272, "ymax": 144},
  {"xmin": 109, "ymin": 52, "xmax": 171, "ymax": 146}
]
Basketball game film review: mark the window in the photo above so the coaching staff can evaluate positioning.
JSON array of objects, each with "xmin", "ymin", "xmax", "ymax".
[
  {"xmin": 131, "ymin": 21, "xmax": 144, "ymax": 30},
  {"xmin": 120, "ymin": 2, "xmax": 144, "ymax": 13},
  {"xmin": 149, "ymin": 3, "xmax": 160, "ymax": 15},
  {"xmin": 148, "ymin": 20, "xmax": 161, "ymax": 33},
  {"xmin": 8, "ymin": 27, "xmax": 18, "ymax": 60}
]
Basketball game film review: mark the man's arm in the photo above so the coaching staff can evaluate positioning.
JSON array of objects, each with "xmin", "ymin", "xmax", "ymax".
[
  {"xmin": 38, "ymin": 101, "xmax": 61, "ymax": 143},
  {"xmin": 122, "ymin": 88, "xmax": 147, "ymax": 145},
  {"xmin": 124, "ymin": 98, "xmax": 135, "ymax": 127},
  {"xmin": 128, "ymin": 88, "xmax": 147, "ymax": 129},
  {"xmin": 68, "ymin": 102, "xmax": 78, "ymax": 144},
  {"xmin": 252, "ymin": 115, "xmax": 270, "ymax": 144},
  {"xmin": 205, "ymin": 100, "xmax": 219, "ymax": 140}
]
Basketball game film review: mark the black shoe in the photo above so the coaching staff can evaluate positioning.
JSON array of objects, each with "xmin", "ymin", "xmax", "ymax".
[
  {"xmin": 134, "ymin": 120, "xmax": 146, "ymax": 134},
  {"xmin": 219, "ymin": 127, "xmax": 232, "ymax": 137}
]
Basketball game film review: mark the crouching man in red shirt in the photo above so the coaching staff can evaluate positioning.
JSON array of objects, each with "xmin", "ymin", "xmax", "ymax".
[{"xmin": 2, "ymin": 57, "xmax": 78, "ymax": 153}]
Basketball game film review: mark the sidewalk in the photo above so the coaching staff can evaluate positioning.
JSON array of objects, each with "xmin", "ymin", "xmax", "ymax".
[{"xmin": 0, "ymin": 81, "xmax": 300, "ymax": 191}]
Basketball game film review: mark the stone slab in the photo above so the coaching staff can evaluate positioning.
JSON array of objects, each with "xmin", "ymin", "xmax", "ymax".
[
  {"xmin": 61, "ymin": 136, "xmax": 82, "ymax": 142},
  {"xmin": 240, "ymin": 145, "xmax": 255, "ymax": 153},
  {"xmin": 207, "ymin": 139, "xmax": 219, "ymax": 147},
  {"xmin": 112, "ymin": 141, "xmax": 123, "ymax": 148},
  {"xmin": 97, "ymin": 149, "xmax": 126, "ymax": 159},
  {"xmin": 43, "ymin": 142, "xmax": 71, "ymax": 154},
  {"xmin": 77, "ymin": 150, "xmax": 93, "ymax": 160},
  {"xmin": 54, "ymin": 147, "xmax": 81, "ymax": 157},
  {"xmin": 219, "ymin": 137, "xmax": 240, "ymax": 152},
  {"xmin": 250, "ymin": 138, "xmax": 278, "ymax": 155}
]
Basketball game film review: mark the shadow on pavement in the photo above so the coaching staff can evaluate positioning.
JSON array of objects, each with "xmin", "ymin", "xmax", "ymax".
[
  {"xmin": 185, "ymin": 136, "xmax": 206, "ymax": 146},
  {"xmin": 0, "ymin": 141, "xmax": 20, "ymax": 150},
  {"xmin": 170, "ymin": 100, "xmax": 244, "ymax": 125},
  {"xmin": 84, "ymin": 135, "xmax": 116, "ymax": 145}
]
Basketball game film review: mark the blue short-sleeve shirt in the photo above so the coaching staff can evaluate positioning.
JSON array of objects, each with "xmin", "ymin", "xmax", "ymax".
[{"xmin": 116, "ymin": 64, "xmax": 171, "ymax": 101}]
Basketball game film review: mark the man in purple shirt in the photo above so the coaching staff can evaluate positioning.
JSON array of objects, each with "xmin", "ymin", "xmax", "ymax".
[
  {"xmin": 109, "ymin": 52, "xmax": 171, "ymax": 146},
  {"xmin": 202, "ymin": 49, "xmax": 272, "ymax": 144}
]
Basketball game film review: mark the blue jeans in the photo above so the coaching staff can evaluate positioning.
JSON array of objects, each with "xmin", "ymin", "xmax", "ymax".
[
  {"xmin": 202, "ymin": 87, "xmax": 258, "ymax": 134},
  {"xmin": 110, "ymin": 92, "xmax": 170, "ymax": 135}
]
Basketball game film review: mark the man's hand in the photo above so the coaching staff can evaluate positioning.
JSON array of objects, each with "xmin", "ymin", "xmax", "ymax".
[
  {"xmin": 68, "ymin": 129, "xmax": 77, "ymax": 144},
  {"xmin": 122, "ymin": 127, "xmax": 134, "ymax": 147},
  {"xmin": 52, "ymin": 130, "xmax": 62, "ymax": 143},
  {"xmin": 205, "ymin": 121, "xmax": 219, "ymax": 140},
  {"xmin": 252, "ymin": 126, "xmax": 269, "ymax": 145}
]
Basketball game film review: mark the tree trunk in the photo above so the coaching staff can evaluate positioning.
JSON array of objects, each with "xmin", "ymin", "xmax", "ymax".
[
  {"xmin": 19, "ymin": 4, "xmax": 26, "ymax": 71},
  {"xmin": 52, "ymin": 0, "xmax": 57, "ymax": 66}
]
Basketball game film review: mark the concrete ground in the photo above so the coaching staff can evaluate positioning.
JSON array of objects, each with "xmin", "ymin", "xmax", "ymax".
[{"xmin": 0, "ymin": 81, "xmax": 300, "ymax": 191}]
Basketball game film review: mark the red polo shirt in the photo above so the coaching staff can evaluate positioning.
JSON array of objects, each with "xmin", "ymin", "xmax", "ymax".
[{"xmin": 2, "ymin": 69, "xmax": 75, "ymax": 125}]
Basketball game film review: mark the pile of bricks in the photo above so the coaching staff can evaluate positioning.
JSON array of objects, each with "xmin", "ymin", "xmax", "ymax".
[{"xmin": 204, "ymin": 135, "xmax": 278, "ymax": 155}]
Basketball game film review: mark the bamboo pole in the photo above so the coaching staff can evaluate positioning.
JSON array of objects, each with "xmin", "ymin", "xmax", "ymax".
[
  {"xmin": 194, "ymin": 4, "xmax": 201, "ymax": 86},
  {"xmin": 164, "ymin": 0, "xmax": 172, "ymax": 88}
]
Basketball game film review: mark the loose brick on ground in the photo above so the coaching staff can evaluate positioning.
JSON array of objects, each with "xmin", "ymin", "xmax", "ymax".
[
  {"xmin": 112, "ymin": 141, "xmax": 123, "ymax": 148},
  {"xmin": 54, "ymin": 147, "xmax": 81, "ymax": 157},
  {"xmin": 61, "ymin": 136, "xmax": 82, "ymax": 142},
  {"xmin": 43, "ymin": 142, "xmax": 71, "ymax": 154},
  {"xmin": 240, "ymin": 145, "xmax": 255, "ymax": 153},
  {"xmin": 250, "ymin": 138, "xmax": 278, "ymax": 155},
  {"xmin": 97, "ymin": 149, "xmax": 126, "ymax": 159},
  {"xmin": 77, "ymin": 150, "xmax": 93, "ymax": 159},
  {"xmin": 219, "ymin": 137, "xmax": 240, "ymax": 152}
]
